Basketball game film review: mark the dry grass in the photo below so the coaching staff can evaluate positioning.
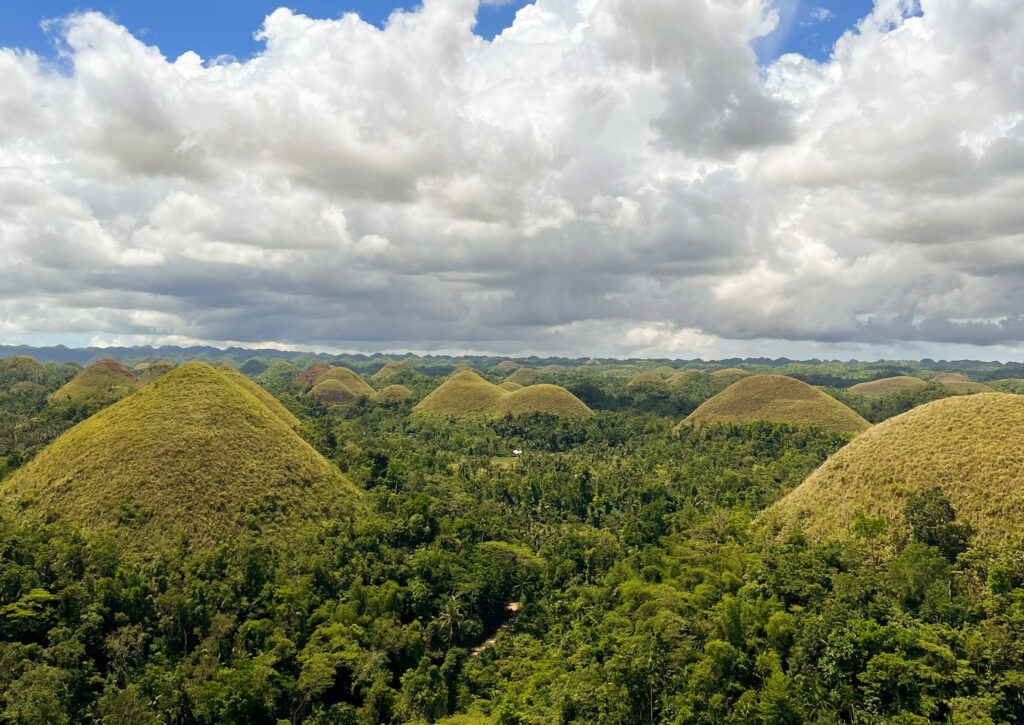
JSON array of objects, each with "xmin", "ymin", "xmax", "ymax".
[
  {"xmin": 311, "ymin": 380, "xmax": 356, "ymax": 405},
  {"xmin": 139, "ymin": 361, "xmax": 175, "ymax": 384},
  {"xmin": 507, "ymin": 367, "xmax": 540, "ymax": 386},
  {"xmin": 311, "ymin": 367, "xmax": 375, "ymax": 397},
  {"xmin": 767, "ymin": 393, "xmax": 1024, "ymax": 543},
  {"xmin": 2, "ymin": 362, "xmax": 360, "ymax": 553},
  {"xmin": 626, "ymin": 373, "xmax": 666, "ymax": 389},
  {"xmin": 370, "ymin": 362, "xmax": 427, "ymax": 387},
  {"xmin": 414, "ymin": 370, "xmax": 588, "ymax": 419},
  {"xmin": 681, "ymin": 375, "xmax": 870, "ymax": 433},
  {"xmin": 667, "ymin": 370, "xmax": 705, "ymax": 386},
  {"xmin": 499, "ymin": 381, "xmax": 523, "ymax": 391},
  {"xmin": 376, "ymin": 384, "xmax": 414, "ymax": 403},
  {"xmin": 218, "ymin": 365, "xmax": 300, "ymax": 427},
  {"xmin": 847, "ymin": 376, "xmax": 927, "ymax": 396},
  {"xmin": 296, "ymin": 362, "xmax": 332, "ymax": 388},
  {"xmin": 495, "ymin": 360, "xmax": 520, "ymax": 370},
  {"xmin": 941, "ymin": 380, "xmax": 993, "ymax": 394},
  {"xmin": 10, "ymin": 381, "xmax": 45, "ymax": 394},
  {"xmin": 48, "ymin": 359, "xmax": 142, "ymax": 404},
  {"xmin": 494, "ymin": 384, "xmax": 593, "ymax": 418},
  {"xmin": 709, "ymin": 368, "xmax": 751, "ymax": 385},
  {"xmin": 931, "ymin": 373, "xmax": 969, "ymax": 383}
]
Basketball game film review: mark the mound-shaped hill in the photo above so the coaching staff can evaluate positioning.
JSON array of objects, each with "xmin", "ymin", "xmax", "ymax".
[
  {"xmin": 218, "ymin": 366, "xmax": 300, "ymax": 427},
  {"xmin": 495, "ymin": 385, "xmax": 593, "ymax": 418},
  {"xmin": 371, "ymin": 361, "xmax": 427, "ymax": 387},
  {"xmin": 710, "ymin": 368, "xmax": 751, "ymax": 385},
  {"xmin": 377, "ymin": 384, "xmax": 414, "ymax": 403},
  {"xmin": 681, "ymin": 375, "xmax": 870, "ymax": 433},
  {"xmin": 2, "ymin": 363, "xmax": 359, "ymax": 552},
  {"xmin": 650, "ymin": 366, "xmax": 677, "ymax": 377},
  {"xmin": 296, "ymin": 362, "xmax": 332, "ymax": 388},
  {"xmin": 507, "ymin": 367, "xmax": 540, "ymax": 386},
  {"xmin": 415, "ymin": 370, "xmax": 508, "ymax": 418},
  {"xmin": 768, "ymin": 393, "xmax": 1024, "ymax": 542},
  {"xmin": 495, "ymin": 360, "xmax": 520, "ymax": 370},
  {"xmin": 257, "ymin": 360, "xmax": 302, "ymax": 388},
  {"xmin": 626, "ymin": 373, "xmax": 666, "ymax": 389},
  {"xmin": 499, "ymin": 381, "xmax": 523, "ymax": 391},
  {"xmin": 9, "ymin": 381, "xmax": 45, "ymax": 395},
  {"xmin": 311, "ymin": 380, "xmax": 356, "ymax": 405},
  {"xmin": 931, "ymin": 372, "xmax": 969, "ymax": 383},
  {"xmin": 48, "ymin": 359, "xmax": 142, "ymax": 404},
  {"xmin": 847, "ymin": 376, "xmax": 927, "ymax": 396},
  {"xmin": 0, "ymin": 356, "xmax": 47, "ymax": 388},
  {"xmin": 139, "ymin": 361, "xmax": 175, "ymax": 384},
  {"xmin": 942, "ymin": 380, "xmax": 993, "ymax": 394},
  {"xmin": 667, "ymin": 370, "xmax": 705, "ymax": 386},
  {"xmin": 989, "ymin": 379, "xmax": 1024, "ymax": 394},
  {"xmin": 312, "ymin": 367, "xmax": 375, "ymax": 397}
]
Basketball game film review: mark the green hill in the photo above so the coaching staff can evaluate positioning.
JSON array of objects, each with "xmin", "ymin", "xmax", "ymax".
[
  {"xmin": 312, "ymin": 367, "xmax": 375, "ymax": 397},
  {"xmin": 768, "ymin": 393, "xmax": 1024, "ymax": 542},
  {"xmin": 296, "ymin": 362, "xmax": 332, "ymax": 388},
  {"xmin": 942, "ymin": 380, "xmax": 993, "ymax": 394},
  {"xmin": 709, "ymin": 368, "xmax": 751, "ymax": 385},
  {"xmin": 681, "ymin": 375, "xmax": 870, "ymax": 433},
  {"xmin": 626, "ymin": 373, "xmax": 665, "ymax": 389},
  {"xmin": 139, "ymin": 360, "xmax": 175, "ymax": 384},
  {"xmin": 494, "ymin": 385, "xmax": 593, "ymax": 418},
  {"xmin": 507, "ymin": 367, "xmax": 540, "ymax": 386},
  {"xmin": 257, "ymin": 360, "xmax": 302, "ymax": 389},
  {"xmin": 376, "ymin": 384, "xmax": 414, "ymax": 403},
  {"xmin": 414, "ymin": 370, "xmax": 508, "ymax": 418},
  {"xmin": 218, "ymin": 365, "xmax": 300, "ymax": 427},
  {"xmin": 311, "ymin": 380, "xmax": 356, "ymax": 405},
  {"xmin": 495, "ymin": 360, "xmax": 520, "ymax": 370},
  {"xmin": 931, "ymin": 372, "xmax": 969, "ymax": 383},
  {"xmin": 847, "ymin": 376, "xmax": 926, "ymax": 396},
  {"xmin": 2, "ymin": 362, "xmax": 360, "ymax": 552},
  {"xmin": 9, "ymin": 381, "xmax": 45, "ymax": 395},
  {"xmin": 667, "ymin": 370, "xmax": 705, "ymax": 386},
  {"xmin": 48, "ymin": 358, "xmax": 142, "ymax": 404},
  {"xmin": 989, "ymin": 379, "xmax": 1024, "ymax": 394},
  {"xmin": 371, "ymin": 361, "xmax": 428, "ymax": 387},
  {"xmin": 0, "ymin": 356, "xmax": 47, "ymax": 389}
]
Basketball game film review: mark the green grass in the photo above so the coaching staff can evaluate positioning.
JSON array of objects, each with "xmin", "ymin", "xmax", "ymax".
[
  {"xmin": 370, "ymin": 361, "xmax": 428, "ymax": 387},
  {"xmin": 256, "ymin": 360, "xmax": 302, "ymax": 388},
  {"xmin": 494, "ymin": 384, "xmax": 593, "ymax": 418},
  {"xmin": 767, "ymin": 393, "xmax": 1024, "ymax": 543},
  {"xmin": 941, "ymin": 380, "xmax": 993, "ymax": 394},
  {"xmin": 499, "ymin": 381, "xmax": 523, "ymax": 391},
  {"xmin": 931, "ymin": 372, "xmax": 969, "ymax": 383},
  {"xmin": 682, "ymin": 375, "xmax": 870, "ymax": 433},
  {"xmin": 667, "ymin": 370, "xmax": 705, "ymax": 386},
  {"xmin": 376, "ymin": 384, "xmax": 414, "ymax": 403},
  {"xmin": 847, "ymin": 376, "xmax": 927, "ymax": 396},
  {"xmin": 139, "ymin": 360, "xmax": 175, "ymax": 384},
  {"xmin": 218, "ymin": 365, "xmax": 301, "ymax": 427},
  {"xmin": 709, "ymin": 368, "xmax": 751, "ymax": 385},
  {"xmin": 413, "ymin": 370, "xmax": 589, "ymax": 419},
  {"xmin": 48, "ymin": 359, "xmax": 142, "ymax": 405},
  {"xmin": 312, "ymin": 367, "xmax": 375, "ymax": 397},
  {"xmin": 2, "ymin": 362, "xmax": 360, "ymax": 553}
]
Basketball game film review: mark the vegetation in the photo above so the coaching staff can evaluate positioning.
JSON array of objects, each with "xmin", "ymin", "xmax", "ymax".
[
  {"xmin": 414, "ymin": 371, "xmax": 588, "ymax": 419},
  {"xmin": 311, "ymin": 379, "xmax": 358, "ymax": 405},
  {"xmin": 683, "ymin": 375, "xmax": 870, "ymax": 433},
  {"xmin": 2, "ymin": 362, "xmax": 360, "ymax": 552},
  {"xmin": 770, "ymin": 392, "xmax": 1024, "ymax": 542},
  {"xmin": 138, "ymin": 360, "xmax": 175, "ymax": 384},
  {"xmin": 506, "ymin": 368, "xmax": 540, "ymax": 386},
  {"xmin": 314, "ymin": 367, "xmax": 377, "ymax": 397},
  {"xmin": 847, "ymin": 375, "xmax": 926, "ymax": 396},
  {"xmin": 493, "ymin": 384, "xmax": 593, "ymax": 418},
  {"xmin": 296, "ymin": 362, "xmax": 333, "ymax": 388},
  {"xmin": 377, "ymin": 385, "xmax": 415, "ymax": 403},
  {"xmin": 48, "ymin": 359, "xmax": 142, "ymax": 405},
  {"xmin": 709, "ymin": 368, "xmax": 751, "ymax": 385}
]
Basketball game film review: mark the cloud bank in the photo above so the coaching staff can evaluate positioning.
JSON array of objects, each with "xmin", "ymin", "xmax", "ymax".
[{"xmin": 1, "ymin": 0, "xmax": 1023, "ymax": 358}]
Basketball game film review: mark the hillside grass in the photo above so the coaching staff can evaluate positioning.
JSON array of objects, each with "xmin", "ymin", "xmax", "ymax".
[
  {"xmin": 626, "ymin": 373, "xmax": 666, "ymax": 389},
  {"xmin": 846, "ymin": 375, "xmax": 926, "ymax": 396},
  {"xmin": 139, "ymin": 360, "xmax": 175, "ymax": 384},
  {"xmin": 311, "ymin": 379, "xmax": 357, "ymax": 405},
  {"xmin": 682, "ymin": 375, "xmax": 870, "ymax": 433},
  {"xmin": 989, "ymin": 378, "xmax": 1024, "ymax": 394},
  {"xmin": 2, "ymin": 362, "xmax": 360, "ymax": 553},
  {"xmin": 709, "ymin": 368, "xmax": 751, "ymax": 385},
  {"xmin": 0, "ymin": 356, "xmax": 47, "ymax": 388},
  {"xmin": 312, "ymin": 367, "xmax": 376, "ymax": 397},
  {"xmin": 296, "ymin": 362, "xmax": 332, "ymax": 388},
  {"xmin": 494, "ymin": 384, "xmax": 593, "ymax": 418},
  {"xmin": 218, "ymin": 365, "xmax": 301, "ymax": 427},
  {"xmin": 499, "ymin": 381, "xmax": 523, "ymax": 391},
  {"xmin": 941, "ymin": 380, "xmax": 993, "ymax": 394},
  {"xmin": 48, "ymin": 358, "xmax": 142, "ymax": 404},
  {"xmin": 767, "ymin": 393, "xmax": 1024, "ymax": 543},
  {"xmin": 376, "ymin": 384, "xmax": 414, "ymax": 403},
  {"xmin": 507, "ymin": 367, "xmax": 540, "ymax": 386},
  {"xmin": 414, "ymin": 370, "xmax": 588, "ymax": 419}
]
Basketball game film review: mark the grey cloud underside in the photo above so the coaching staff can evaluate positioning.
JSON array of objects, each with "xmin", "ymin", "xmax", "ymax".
[{"xmin": 1, "ymin": 0, "xmax": 1023, "ymax": 355}]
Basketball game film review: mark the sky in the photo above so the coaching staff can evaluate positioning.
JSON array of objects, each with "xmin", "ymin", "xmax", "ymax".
[{"xmin": 1, "ymin": 0, "xmax": 1023, "ymax": 360}]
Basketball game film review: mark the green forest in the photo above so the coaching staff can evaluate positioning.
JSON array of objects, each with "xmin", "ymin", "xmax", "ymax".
[{"xmin": 2, "ymin": 353, "xmax": 1024, "ymax": 724}]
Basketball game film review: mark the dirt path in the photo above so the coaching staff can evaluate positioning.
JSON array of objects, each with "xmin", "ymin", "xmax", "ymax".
[{"xmin": 471, "ymin": 602, "xmax": 521, "ymax": 656}]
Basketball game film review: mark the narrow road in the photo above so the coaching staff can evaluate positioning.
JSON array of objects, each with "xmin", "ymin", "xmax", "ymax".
[{"xmin": 471, "ymin": 602, "xmax": 521, "ymax": 656}]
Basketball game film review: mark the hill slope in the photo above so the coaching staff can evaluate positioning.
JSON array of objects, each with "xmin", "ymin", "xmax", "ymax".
[
  {"xmin": 495, "ymin": 385, "xmax": 593, "ymax": 418},
  {"xmin": 218, "ymin": 365, "xmax": 300, "ymax": 427},
  {"xmin": 48, "ymin": 359, "xmax": 142, "ymax": 404},
  {"xmin": 682, "ymin": 375, "xmax": 870, "ymax": 433},
  {"xmin": 847, "ymin": 376, "xmax": 926, "ymax": 396},
  {"xmin": 0, "ymin": 356, "xmax": 47, "ymax": 389},
  {"xmin": 414, "ymin": 370, "xmax": 508, "ymax": 417},
  {"xmin": 377, "ymin": 384, "xmax": 414, "ymax": 403},
  {"xmin": 139, "ymin": 360, "xmax": 175, "ymax": 384},
  {"xmin": 312, "ymin": 367, "xmax": 375, "ymax": 397},
  {"xmin": 768, "ymin": 393, "xmax": 1024, "ymax": 542},
  {"xmin": 2, "ymin": 363, "xmax": 359, "ymax": 552}
]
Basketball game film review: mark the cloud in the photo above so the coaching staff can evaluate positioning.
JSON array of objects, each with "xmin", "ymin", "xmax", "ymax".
[
  {"xmin": 0, "ymin": 0, "xmax": 1023, "ymax": 357},
  {"xmin": 803, "ymin": 7, "xmax": 834, "ymax": 26}
]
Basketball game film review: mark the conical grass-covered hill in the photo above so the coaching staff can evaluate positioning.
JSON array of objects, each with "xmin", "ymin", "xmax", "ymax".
[
  {"xmin": 415, "ymin": 370, "xmax": 509, "ymax": 418},
  {"xmin": 296, "ymin": 362, "xmax": 332, "ymax": 388},
  {"xmin": 312, "ymin": 367, "xmax": 375, "ymax": 397},
  {"xmin": 376, "ymin": 384, "xmax": 414, "ymax": 403},
  {"xmin": 311, "ymin": 379, "xmax": 357, "ymax": 405},
  {"xmin": 139, "ymin": 360, "xmax": 175, "ymax": 384},
  {"xmin": 1, "ymin": 362, "xmax": 360, "ymax": 553},
  {"xmin": 767, "ymin": 393, "xmax": 1024, "ymax": 543},
  {"xmin": 626, "ymin": 373, "xmax": 666, "ymax": 389},
  {"xmin": 413, "ymin": 370, "xmax": 589, "ymax": 419},
  {"xmin": 507, "ymin": 367, "xmax": 540, "ymax": 386},
  {"xmin": 495, "ymin": 385, "xmax": 593, "ymax": 418},
  {"xmin": 681, "ymin": 375, "xmax": 870, "ymax": 433},
  {"xmin": 218, "ymin": 365, "xmax": 300, "ymax": 427},
  {"xmin": 371, "ymin": 361, "xmax": 427, "ymax": 387},
  {"xmin": 847, "ymin": 376, "xmax": 927, "ymax": 396},
  {"xmin": 709, "ymin": 368, "xmax": 751, "ymax": 385},
  {"xmin": 0, "ymin": 356, "xmax": 47, "ymax": 389},
  {"xmin": 48, "ymin": 358, "xmax": 142, "ymax": 404},
  {"xmin": 499, "ymin": 381, "xmax": 523, "ymax": 391}
]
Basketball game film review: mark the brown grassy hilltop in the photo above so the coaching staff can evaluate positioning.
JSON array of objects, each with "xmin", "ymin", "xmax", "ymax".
[
  {"xmin": 847, "ymin": 376, "xmax": 927, "ymax": 396},
  {"xmin": 494, "ymin": 385, "xmax": 593, "ymax": 418},
  {"xmin": 681, "ymin": 375, "xmax": 870, "ymax": 433},
  {"xmin": 414, "ymin": 370, "xmax": 588, "ymax": 419},
  {"xmin": 507, "ymin": 367, "xmax": 540, "ymax": 386},
  {"xmin": 2, "ymin": 362, "xmax": 360, "ymax": 553},
  {"xmin": 48, "ymin": 358, "xmax": 142, "ymax": 404},
  {"xmin": 296, "ymin": 362, "xmax": 332, "ymax": 388},
  {"xmin": 768, "ymin": 393, "xmax": 1024, "ymax": 542}
]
